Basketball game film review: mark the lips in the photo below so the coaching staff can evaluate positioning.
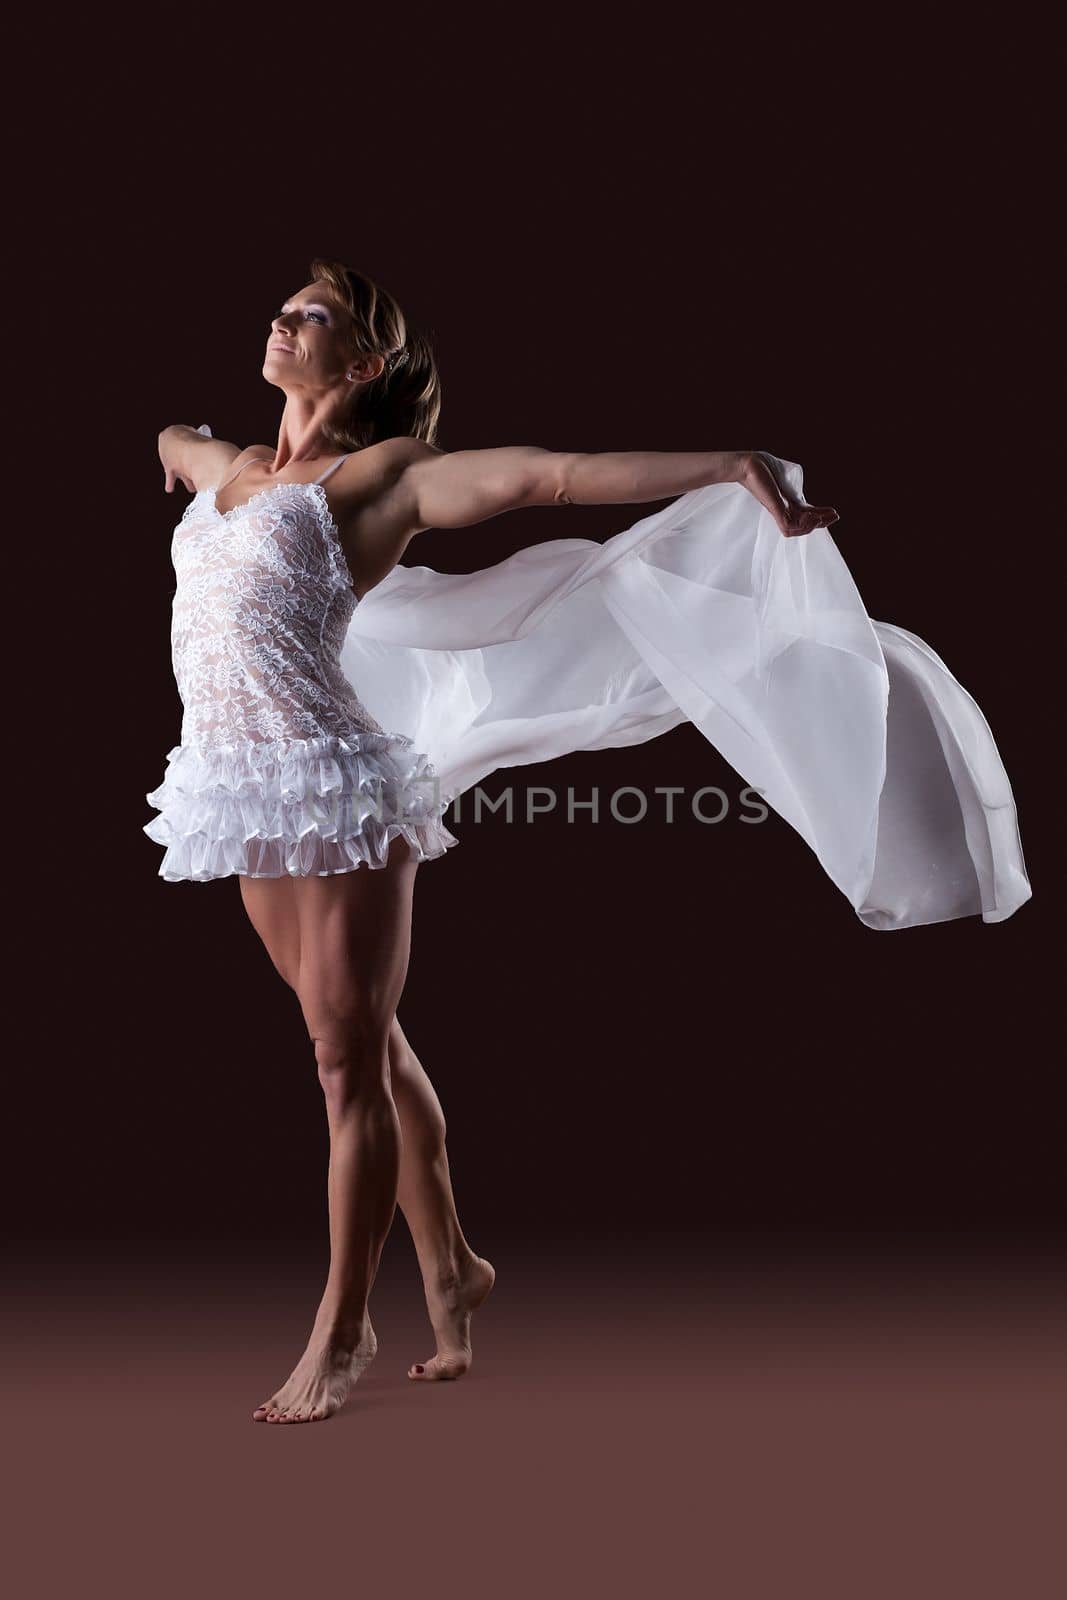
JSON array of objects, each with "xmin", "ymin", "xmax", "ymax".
[{"xmin": 268, "ymin": 344, "xmax": 295, "ymax": 356}]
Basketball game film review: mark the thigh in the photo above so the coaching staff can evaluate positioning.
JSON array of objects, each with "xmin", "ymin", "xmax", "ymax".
[
  {"xmin": 291, "ymin": 836, "xmax": 420, "ymax": 1042},
  {"xmin": 238, "ymin": 873, "xmax": 301, "ymax": 990}
]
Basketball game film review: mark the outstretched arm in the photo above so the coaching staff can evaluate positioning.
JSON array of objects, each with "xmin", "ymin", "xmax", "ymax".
[
  {"xmin": 158, "ymin": 424, "xmax": 241, "ymax": 494},
  {"xmin": 400, "ymin": 443, "xmax": 837, "ymax": 539}
]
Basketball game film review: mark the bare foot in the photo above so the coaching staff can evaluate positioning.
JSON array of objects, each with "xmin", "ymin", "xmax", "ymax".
[
  {"xmin": 408, "ymin": 1253, "xmax": 496, "ymax": 1382},
  {"xmin": 253, "ymin": 1320, "xmax": 378, "ymax": 1423}
]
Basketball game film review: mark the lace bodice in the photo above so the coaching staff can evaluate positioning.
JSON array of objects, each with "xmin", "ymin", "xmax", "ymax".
[{"xmin": 169, "ymin": 464, "xmax": 386, "ymax": 752}]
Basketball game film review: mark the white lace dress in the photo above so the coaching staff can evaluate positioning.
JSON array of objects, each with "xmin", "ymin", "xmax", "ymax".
[{"xmin": 143, "ymin": 444, "xmax": 459, "ymax": 881}]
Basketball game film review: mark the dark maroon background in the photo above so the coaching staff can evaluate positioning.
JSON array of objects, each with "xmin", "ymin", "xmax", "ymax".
[{"xmin": 10, "ymin": 14, "xmax": 1057, "ymax": 1268}]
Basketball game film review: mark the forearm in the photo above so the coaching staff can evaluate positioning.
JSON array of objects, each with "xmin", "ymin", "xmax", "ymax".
[{"xmin": 559, "ymin": 448, "xmax": 749, "ymax": 505}]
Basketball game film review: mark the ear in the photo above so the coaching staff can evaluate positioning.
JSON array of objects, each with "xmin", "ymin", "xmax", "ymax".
[{"xmin": 348, "ymin": 351, "xmax": 387, "ymax": 384}]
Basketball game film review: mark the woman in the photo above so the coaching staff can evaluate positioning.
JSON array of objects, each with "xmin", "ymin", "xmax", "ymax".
[{"xmin": 147, "ymin": 259, "xmax": 1029, "ymax": 1424}]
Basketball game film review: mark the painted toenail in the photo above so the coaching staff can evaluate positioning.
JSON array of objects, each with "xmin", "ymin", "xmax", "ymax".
[{"xmin": 414, "ymin": 1364, "xmax": 424, "ymax": 1373}]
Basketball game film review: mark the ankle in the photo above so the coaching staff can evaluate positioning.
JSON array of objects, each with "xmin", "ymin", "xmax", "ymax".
[
  {"xmin": 422, "ymin": 1244, "xmax": 477, "ymax": 1285},
  {"xmin": 312, "ymin": 1301, "xmax": 372, "ymax": 1350}
]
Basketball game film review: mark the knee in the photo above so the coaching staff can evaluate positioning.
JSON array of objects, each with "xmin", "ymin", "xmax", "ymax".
[
  {"xmin": 309, "ymin": 1012, "xmax": 392, "ymax": 1108},
  {"xmin": 387, "ymin": 1019, "xmax": 415, "ymax": 1088}
]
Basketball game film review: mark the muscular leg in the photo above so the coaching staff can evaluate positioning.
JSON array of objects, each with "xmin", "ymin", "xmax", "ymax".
[
  {"xmin": 388, "ymin": 1018, "xmax": 496, "ymax": 1381},
  {"xmin": 242, "ymin": 837, "xmax": 417, "ymax": 1423},
  {"xmin": 238, "ymin": 863, "xmax": 495, "ymax": 1396},
  {"xmin": 238, "ymin": 872, "xmax": 300, "ymax": 988}
]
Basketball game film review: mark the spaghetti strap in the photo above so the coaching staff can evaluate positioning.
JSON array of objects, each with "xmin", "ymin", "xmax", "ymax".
[
  {"xmin": 213, "ymin": 456, "xmax": 258, "ymax": 493},
  {"xmin": 214, "ymin": 452, "xmax": 349, "ymax": 492},
  {"xmin": 313, "ymin": 453, "xmax": 351, "ymax": 486}
]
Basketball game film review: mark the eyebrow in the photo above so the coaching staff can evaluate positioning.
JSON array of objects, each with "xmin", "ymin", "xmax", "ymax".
[{"xmin": 280, "ymin": 299, "xmax": 335, "ymax": 316}]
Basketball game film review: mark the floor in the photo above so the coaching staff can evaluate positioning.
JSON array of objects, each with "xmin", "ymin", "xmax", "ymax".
[{"xmin": 6, "ymin": 1237, "xmax": 1065, "ymax": 1599}]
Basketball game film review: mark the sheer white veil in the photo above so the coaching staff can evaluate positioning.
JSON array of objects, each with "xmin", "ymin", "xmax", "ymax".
[{"xmin": 338, "ymin": 451, "xmax": 1031, "ymax": 931}]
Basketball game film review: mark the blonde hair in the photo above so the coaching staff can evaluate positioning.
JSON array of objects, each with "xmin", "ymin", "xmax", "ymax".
[{"xmin": 308, "ymin": 257, "xmax": 442, "ymax": 451}]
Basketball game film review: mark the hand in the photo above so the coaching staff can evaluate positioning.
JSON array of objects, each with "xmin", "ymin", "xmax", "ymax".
[
  {"xmin": 162, "ymin": 462, "xmax": 196, "ymax": 495},
  {"xmin": 158, "ymin": 426, "xmax": 197, "ymax": 495},
  {"xmin": 741, "ymin": 451, "xmax": 839, "ymax": 539}
]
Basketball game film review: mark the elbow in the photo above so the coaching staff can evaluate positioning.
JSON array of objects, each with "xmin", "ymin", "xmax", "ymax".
[{"xmin": 550, "ymin": 451, "xmax": 583, "ymax": 506}]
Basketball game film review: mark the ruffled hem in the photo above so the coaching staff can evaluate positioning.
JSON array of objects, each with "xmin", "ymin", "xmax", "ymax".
[{"xmin": 143, "ymin": 731, "xmax": 460, "ymax": 883}]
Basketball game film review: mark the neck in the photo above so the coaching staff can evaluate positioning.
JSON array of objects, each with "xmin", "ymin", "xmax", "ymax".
[{"xmin": 266, "ymin": 390, "xmax": 353, "ymax": 474}]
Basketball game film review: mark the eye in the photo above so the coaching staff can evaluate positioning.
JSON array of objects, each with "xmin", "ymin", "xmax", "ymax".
[{"xmin": 275, "ymin": 308, "xmax": 328, "ymax": 323}]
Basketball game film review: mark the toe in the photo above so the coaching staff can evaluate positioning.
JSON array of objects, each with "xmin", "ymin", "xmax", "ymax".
[{"xmin": 409, "ymin": 1354, "xmax": 468, "ymax": 1381}]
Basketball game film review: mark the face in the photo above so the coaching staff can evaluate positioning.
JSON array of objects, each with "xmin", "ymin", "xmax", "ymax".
[{"xmin": 263, "ymin": 282, "xmax": 383, "ymax": 390}]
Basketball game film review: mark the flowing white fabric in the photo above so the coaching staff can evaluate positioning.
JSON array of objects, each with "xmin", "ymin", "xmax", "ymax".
[{"xmin": 338, "ymin": 451, "xmax": 1031, "ymax": 931}]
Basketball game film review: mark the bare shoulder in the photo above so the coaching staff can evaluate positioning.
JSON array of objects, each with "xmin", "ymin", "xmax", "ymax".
[
  {"xmin": 330, "ymin": 435, "xmax": 441, "ymax": 525},
  {"xmin": 392, "ymin": 437, "xmax": 442, "ymax": 466},
  {"xmin": 355, "ymin": 434, "xmax": 441, "ymax": 481},
  {"xmin": 329, "ymin": 436, "xmax": 444, "ymax": 597},
  {"xmin": 158, "ymin": 424, "xmax": 252, "ymax": 493},
  {"xmin": 365, "ymin": 435, "xmax": 443, "ymax": 521},
  {"xmin": 390, "ymin": 436, "xmax": 444, "ymax": 485}
]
